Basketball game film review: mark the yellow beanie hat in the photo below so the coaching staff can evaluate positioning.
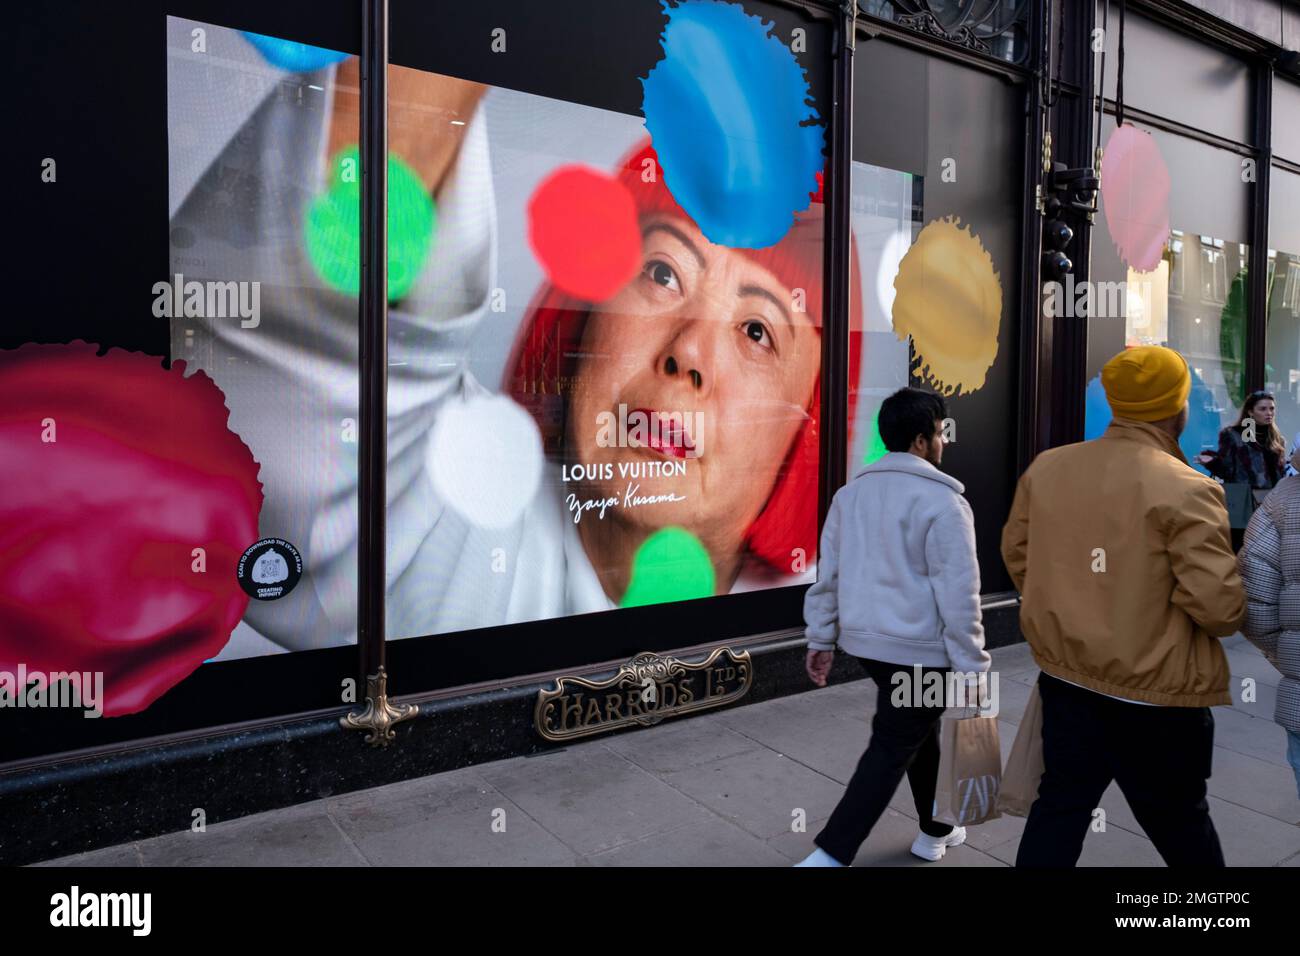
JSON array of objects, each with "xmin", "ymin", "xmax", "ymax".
[{"xmin": 1101, "ymin": 346, "xmax": 1191, "ymax": 422}]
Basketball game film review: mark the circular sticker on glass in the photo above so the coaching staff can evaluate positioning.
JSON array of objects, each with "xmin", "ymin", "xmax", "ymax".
[{"xmin": 236, "ymin": 538, "xmax": 303, "ymax": 601}]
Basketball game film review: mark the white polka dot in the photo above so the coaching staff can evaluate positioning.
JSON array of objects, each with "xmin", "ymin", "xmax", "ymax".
[{"xmin": 426, "ymin": 393, "xmax": 544, "ymax": 529}]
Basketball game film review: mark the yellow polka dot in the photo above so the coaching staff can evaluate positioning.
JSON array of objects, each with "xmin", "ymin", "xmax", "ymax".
[{"xmin": 891, "ymin": 217, "xmax": 1002, "ymax": 396}]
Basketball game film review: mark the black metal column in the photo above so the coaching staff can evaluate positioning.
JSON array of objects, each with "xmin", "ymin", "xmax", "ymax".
[
  {"xmin": 819, "ymin": 1, "xmax": 854, "ymax": 522},
  {"xmin": 1248, "ymin": 61, "xmax": 1272, "ymax": 394},
  {"xmin": 1043, "ymin": 0, "xmax": 1098, "ymax": 452},
  {"xmin": 358, "ymin": 0, "xmax": 388, "ymax": 683},
  {"xmin": 1017, "ymin": 0, "xmax": 1049, "ymax": 470}
]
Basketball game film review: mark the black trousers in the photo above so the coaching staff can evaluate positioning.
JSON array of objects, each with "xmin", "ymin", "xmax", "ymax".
[
  {"xmin": 1231, "ymin": 527, "xmax": 1245, "ymax": 553},
  {"xmin": 1017, "ymin": 673, "xmax": 1225, "ymax": 867},
  {"xmin": 814, "ymin": 658, "xmax": 953, "ymax": 866}
]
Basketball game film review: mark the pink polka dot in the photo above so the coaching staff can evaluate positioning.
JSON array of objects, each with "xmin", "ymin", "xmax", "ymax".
[{"xmin": 1101, "ymin": 125, "xmax": 1171, "ymax": 273}]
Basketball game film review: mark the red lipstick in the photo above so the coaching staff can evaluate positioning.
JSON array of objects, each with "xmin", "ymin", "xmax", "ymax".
[{"xmin": 633, "ymin": 407, "xmax": 696, "ymax": 459}]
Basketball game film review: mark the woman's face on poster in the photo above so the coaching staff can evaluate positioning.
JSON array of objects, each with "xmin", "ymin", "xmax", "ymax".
[{"xmin": 567, "ymin": 214, "xmax": 821, "ymax": 547}]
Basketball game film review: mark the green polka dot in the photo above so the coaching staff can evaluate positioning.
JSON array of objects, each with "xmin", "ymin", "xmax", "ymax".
[
  {"xmin": 862, "ymin": 407, "xmax": 889, "ymax": 466},
  {"xmin": 304, "ymin": 146, "xmax": 436, "ymax": 301},
  {"xmin": 1219, "ymin": 268, "xmax": 1247, "ymax": 409},
  {"xmin": 620, "ymin": 527, "xmax": 715, "ymax": 607}
]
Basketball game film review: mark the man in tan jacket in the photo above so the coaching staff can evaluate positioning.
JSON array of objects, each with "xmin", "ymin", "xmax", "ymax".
[{"xmin": 1001, "ymin": 345, "xmax": 1244, "ymax": 867}]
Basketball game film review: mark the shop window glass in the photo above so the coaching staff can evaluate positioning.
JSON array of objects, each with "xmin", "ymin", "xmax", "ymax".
[
  {"xmin": 1084, "ymin": 120, "xmax": 1250, "ymax": 468},
  {"xmin": 848, "ymin": 162, "xmax": 921, "ymax": 472},
  {"xmin": 382, "ymin": 0, "xmax": 830, "ymax": 644},
  {"xmin": 164, "ymin": 17, "xmax": 361, "ymax": 661},
  {"xmin": 852, "ymin": 38, "xmax": 1022, "ymax": 594},
  {"xmin": 1097, "ymin": 5, "xmax": 1251, "ymax": 146},
  {"xmin": 1265, "ymin": 170, "xmax": 1300, "ymax": 456}
]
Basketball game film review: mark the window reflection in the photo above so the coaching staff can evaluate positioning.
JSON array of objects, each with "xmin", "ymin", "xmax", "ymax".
[
  {"xmin": 1120, "ymin": 232, "xmax": 1248, "ymax": 421},
  {"xmin": 848, "ymin": 160, "xmax": 922, "ymax": 473},
  {"xmin": 1266, "ymin": 248, "xmax": 1300, "ymax": 455},
  {"xmin": 1170, "ymin": 231, "xmax": 1184, "ymax": 297},
  {"xmin": 1089, "ymin": 221, "xmax": 1249, "ymax": 465}
]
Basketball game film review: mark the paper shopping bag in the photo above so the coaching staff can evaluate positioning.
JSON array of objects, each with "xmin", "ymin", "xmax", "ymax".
[
  {"xmin": 996, "ymin": 684, "xmax": 1045, "ymax": 817},
  {"xmin": 934, "ymin": 712, "xmax": 1003, "ymax": 827}
]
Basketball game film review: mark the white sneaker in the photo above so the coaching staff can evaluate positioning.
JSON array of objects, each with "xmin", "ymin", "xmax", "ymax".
[
  {"xmin": 910, "ymin": 826, "xmax": 967, "ymax": 862},
  {"xmin": 794, "ymin": 847, "xmax": 847, "ymax": 867}
]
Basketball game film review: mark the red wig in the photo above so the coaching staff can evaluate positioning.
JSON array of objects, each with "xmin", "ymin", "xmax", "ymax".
[{"xmin": 506, "ymin": 140, "xmax": 862, "ymax": 572}]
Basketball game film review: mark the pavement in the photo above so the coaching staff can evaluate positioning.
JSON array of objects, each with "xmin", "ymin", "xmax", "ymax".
[{"xmin": 36, "ymin": 639, "xmax": 1300, "ymax": 867}]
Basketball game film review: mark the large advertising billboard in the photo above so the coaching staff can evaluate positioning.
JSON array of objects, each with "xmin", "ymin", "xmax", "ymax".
[{"xmin": 161, "ymin": 11, "xmax": 831, "ymax": 663}]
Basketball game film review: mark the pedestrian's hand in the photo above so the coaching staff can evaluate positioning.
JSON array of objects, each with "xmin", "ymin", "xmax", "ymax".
[
  {"xmin": 955, "ymin": 671, "xmax": 990, "ymax": 711},
  {"xmin": 806, "ymin": 649, "xmax": 834, "ymax": 687}
]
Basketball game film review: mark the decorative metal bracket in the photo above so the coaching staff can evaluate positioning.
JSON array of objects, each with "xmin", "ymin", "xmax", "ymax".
[
  {"xmin": 864, "ymin": 0, "xmax": 1031, "ymax": 66},
  {"xmin": 895, "ymin": 10, "xmax": 992, "ymax": 54},
  {"xmin": 340, "ymin": 666, "xmax": 418, "ymax": 747}
]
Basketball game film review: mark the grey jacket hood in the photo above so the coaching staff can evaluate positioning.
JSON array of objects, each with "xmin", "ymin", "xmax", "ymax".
[{"xmin": 857, "ymin": 451, "xmax": 965, "ymax": 495}]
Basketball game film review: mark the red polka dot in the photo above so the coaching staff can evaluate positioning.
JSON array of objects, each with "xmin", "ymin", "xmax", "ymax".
[
  {"xmin": 0, "ymin": 341, "xmax": 263, "ymax": 717},
  {"xmin": 528, "ymin": 166, "xmax": 641, "ymax": 302},
  {"xmin": 809, "ymin": 169, "xmax": 824, "ymax": 204}
]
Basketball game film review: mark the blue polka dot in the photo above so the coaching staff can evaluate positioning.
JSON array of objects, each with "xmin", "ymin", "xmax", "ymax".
[
  {"xmin": 1083, "ymin": 375, "xmax": 1112, "ymax": 441},
  {"xmin": 641, "ymin": 0, "xmax": 824, "ymax": 248},
  {"xmin": 1084, "ymin": 369, "xmax": 1221, "ymax": 474},
  {"xmin": 241, "ymin": 32, "xmax": 349, "ymax": 72}
]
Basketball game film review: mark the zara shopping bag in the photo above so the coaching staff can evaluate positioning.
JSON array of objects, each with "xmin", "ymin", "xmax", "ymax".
[
  {"xmin": 934, "ymin": 710, "xmax": 1003, "ymax": 827},
  {"xmin": 996, "ymin": 683, "xmax": 1045, "ymax": 817}
]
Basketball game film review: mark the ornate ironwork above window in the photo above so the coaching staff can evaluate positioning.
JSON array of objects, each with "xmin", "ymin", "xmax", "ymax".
[{"xmin": 859, "ymin": 0, "xmax": 1032, "ymax": 66}]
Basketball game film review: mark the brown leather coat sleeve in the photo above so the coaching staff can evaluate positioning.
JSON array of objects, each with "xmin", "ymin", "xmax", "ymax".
[{"xmin": 1000, "ymin": 470, "xmax": 1030, "ymax": 595}]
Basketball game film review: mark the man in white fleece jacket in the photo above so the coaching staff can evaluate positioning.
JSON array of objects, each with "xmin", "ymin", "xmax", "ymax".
[{"xmin": 796, "ymin": 387, "xmax": 990, "ymax": 867}]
